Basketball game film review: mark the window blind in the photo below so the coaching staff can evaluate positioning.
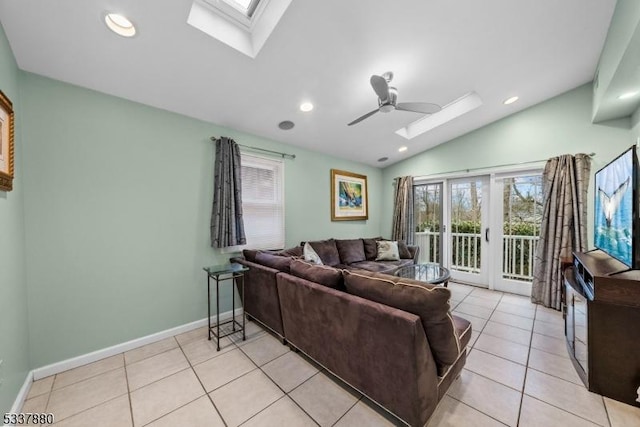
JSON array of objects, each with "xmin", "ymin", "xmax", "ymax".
[{"xmin": 239, "ymin": 154, "xmax": 285, "ymax": 250}]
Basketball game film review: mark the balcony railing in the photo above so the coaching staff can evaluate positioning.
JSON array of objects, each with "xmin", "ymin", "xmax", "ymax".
[
  {"xmin": 414, "ymin": 231, "xmax": 539, "ymax": 282},
  {"xmin": 502, "ymin": 234, "xmax": 539, "ymax": 281}
]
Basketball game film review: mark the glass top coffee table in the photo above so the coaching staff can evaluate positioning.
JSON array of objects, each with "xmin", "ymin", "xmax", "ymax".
[{"xmin": 394, "ymin": 263, "xmax": 450, "ymax": 287}]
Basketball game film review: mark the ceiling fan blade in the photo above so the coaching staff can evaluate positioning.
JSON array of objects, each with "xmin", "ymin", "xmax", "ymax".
[
  {"xmin": 370, "ymin": 75, "xmax": 389, "ymax": 101},
  {"xmin": 347, "ymin": 109, "xmax": 379, "ymax": 126},
  {"xmin": 396, "ymin": 102, "xmax": 442, "ymax": 114}
]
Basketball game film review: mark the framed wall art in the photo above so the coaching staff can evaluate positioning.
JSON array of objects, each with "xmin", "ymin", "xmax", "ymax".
[
  {"xmin": 331, "ymin": 169, "xmax": 368, "ymax": 221},
  {"xmin": 0, "ymin": 90, "xmax": 14, "ymax": 192}
]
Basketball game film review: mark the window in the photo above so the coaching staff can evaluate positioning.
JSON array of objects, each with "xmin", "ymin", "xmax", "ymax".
[{"xmin": 238, "ymin": 154, "xmax": 284, "ymax": 250}]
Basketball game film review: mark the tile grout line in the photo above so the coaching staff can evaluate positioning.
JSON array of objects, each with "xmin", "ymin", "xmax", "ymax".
[
  {"xmin": 460, "ymin": 289, "xmax": 529, "ymax": 426},
  {"xmin": 42, "ymin": 375, "xmax": 54, "ymax": 414},
  {"xmin": 329, "ymin": 396, "xmax": 363, "ymax": 427},
  {"xmin": 123, "ymin": 336, "xmax": 180, "ymax": 366},
  {"xmin": 443, "ymin": 394, "xmax": 510, "ymax": 426},
  {"xmin": 514, "ymin": 302, "xmax": 538, "ymax": 426},
  {"xmin": 602, "ymin": 396, "xmax": 613, "ymax": 427},
  {"xmin": 522, "ymin": 394, "xmax": 610, "ymax": 426},
  {"xmin": 518, "ymin": 305, "xmax": 607, "ymax": 427},
  {"xmin": 176, "ymin": 332, "xmax": 233, "ymax": 427},
  {"xmin": 48, "ymin": 363, "xmax": 124, "ymax": 394},
  {"xmin": 123, "ymin": 356, "xmax": 135, "ymax": 427},
  {"xmin": 286, "ymin": 370, "xmax": 331, "ymax": 424},
  {"xmin": 260, "ymin": 348, "xmax": 327, "ymax": 426},
  {"xmin": 42, "ymin": 368, "xmax": 130, "ymax": 423}
]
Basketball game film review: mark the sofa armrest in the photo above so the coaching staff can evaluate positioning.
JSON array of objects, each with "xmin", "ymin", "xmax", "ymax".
[{"xmin": 231, "ymin": 258, "xmax": 285, "ymax": 337}]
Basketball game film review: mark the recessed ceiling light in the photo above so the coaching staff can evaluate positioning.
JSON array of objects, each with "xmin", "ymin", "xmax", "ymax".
[
  {"xmin": 300, "ymin": 102, "xmax": 314, "ymax": 112},
  {"xmin": 503, "ymin": 96, "xmax": 519, "ymax": 105},
  {"xmin": 105, "ymin": 13, "xmax": 136, "ymax": 37},
  {"xmin": 618, "ymin": 91, "xmax": 639, "ymax": 100},
  {"xmin": 398, "ymin": 146, "xmax": 408, "ymax": 152}
]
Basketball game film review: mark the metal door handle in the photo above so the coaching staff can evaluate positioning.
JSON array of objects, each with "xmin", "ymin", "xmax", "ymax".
[{"xmin": 485, "ymin": 228, "xmax": 489, "ymax": 242}]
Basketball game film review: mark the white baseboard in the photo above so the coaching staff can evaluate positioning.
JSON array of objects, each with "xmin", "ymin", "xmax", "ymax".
[
  {"xmin": 8, "ymin": 370, "xmax": 34, "ymax": 421},
  {"xmin": 9, "ymin": 307, "xmax": 243, "ymax": 415}
]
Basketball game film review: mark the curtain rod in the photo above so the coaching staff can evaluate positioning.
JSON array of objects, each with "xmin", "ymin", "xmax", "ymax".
[
  {"xmin": 210, "ymin": 136, "xmax": 296, "ymax": 159},
  {"xmin": 399, "ymin": 152, "xmax": 596, "ymax": 181}
]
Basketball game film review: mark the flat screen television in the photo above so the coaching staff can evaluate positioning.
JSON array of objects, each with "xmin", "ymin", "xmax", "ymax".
[{"xmin": 594, "ymin": 146, "xmax": 639, "ymax": 269}]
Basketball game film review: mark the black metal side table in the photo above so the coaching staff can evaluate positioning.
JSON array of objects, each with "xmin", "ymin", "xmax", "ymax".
[{"xmin": 203, "ymin": 263, "xmax": 249, "ymax": 350}]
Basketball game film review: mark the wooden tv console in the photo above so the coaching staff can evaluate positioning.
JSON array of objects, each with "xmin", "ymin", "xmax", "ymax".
[{"xmin": 563, "ymin": 250, "xmax": 640, "ymax": 407}]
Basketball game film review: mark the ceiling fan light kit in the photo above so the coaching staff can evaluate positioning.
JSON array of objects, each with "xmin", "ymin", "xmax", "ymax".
[{"xmin": 348, "ymin": 71, "xmax": 441, "ymax": 126}]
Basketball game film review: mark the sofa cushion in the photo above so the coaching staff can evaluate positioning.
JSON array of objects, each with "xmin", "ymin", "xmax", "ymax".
[
  {"xmin": 290, "ymin": 259, "xmax": 344, "ymax": 289},
  {"xmin": 376, "ymin": 240, "xmax": 400, "ymax": 261},
  {"xmin": 335, "ymin": 239, "xmax": 366, "ymax": 264},
  {"xmin": 347, "ymin": 259, "xmax": 413, "ymax": 274},
  {"xmin": 363, "ymin": 237, "xmax": 382, "ymax": 260},
  {"xmin": 303, "ymin": 242, "xmax": 323, "ymax": 265},
  {"xmin": 397, "ymin": 241, "xmax": 413, "ymax": 259},
  {"xmin": 308, "ymin": 239, "xmax": 341, "ymax": 266},
  {"xmin": 255, "ymin": 252, "xmax": 292, "ymax": 272},
  {"xmin": 343, "ymin": 270, "xmax": 460, "ymax": 375}
]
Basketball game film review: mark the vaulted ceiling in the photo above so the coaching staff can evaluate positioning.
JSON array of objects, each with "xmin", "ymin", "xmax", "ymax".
[{"xmin": 0, "ymin": 0, "xmax": 617, "ymax": 166}]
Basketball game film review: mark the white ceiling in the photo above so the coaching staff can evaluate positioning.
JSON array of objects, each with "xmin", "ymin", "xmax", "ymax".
[{"xmin": 0, "ymin": 0, "xmax": 617, "ymax": 167}]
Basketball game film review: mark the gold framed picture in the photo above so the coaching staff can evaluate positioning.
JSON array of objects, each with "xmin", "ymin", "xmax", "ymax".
[
  {"xmin": 0, "ymin": 90, "xmax": 14, "ymax": 192},
  {"xmin": 331, "ymin": 169, "xmax": 368, "ymax": 221}
]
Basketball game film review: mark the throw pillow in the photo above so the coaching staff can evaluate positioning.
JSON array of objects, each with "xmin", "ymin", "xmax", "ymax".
[
  {"xmin": 375, "ymin": 240, "xmax": 400, "ymax": 261},
  {"xmin": 303, "ymin": 242, "xmax": 323, "ymax": 265},
  {"xmin": 307, "ymin": 239, "xmax": 341, "ymax": 266},
  {"xmin": 363, "ymin": 237, "xmax": 383, "ymax": 260},
  {"xmin": 335, "ymin": 239, "xmax": 366, "ymax": 264}
]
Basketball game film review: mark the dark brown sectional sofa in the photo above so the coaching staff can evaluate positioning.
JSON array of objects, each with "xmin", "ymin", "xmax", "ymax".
[{"xmin": 231, "ymin": 237, "xmax": 470, "ymax": 426}]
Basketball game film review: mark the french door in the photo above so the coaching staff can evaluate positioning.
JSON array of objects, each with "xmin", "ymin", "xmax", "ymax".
[
  {"xmin": 448, "ymin": 177, "xmax": 490, "ymax": 286},
  {"xmin": 490, "ymin": 173, "xmax": 544, "ymax": 295},
  {"xmin": 413, "ymin": 170, "xmax": 542, "ymax": 295}
]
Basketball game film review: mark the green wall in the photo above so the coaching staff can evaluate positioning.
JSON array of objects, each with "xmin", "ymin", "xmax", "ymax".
[
  {"xmin": 381, "ymin": 84, "xmax": 635, "ymax": 243},
  {"xmin": 592, "ymin": 0, "xmax": 640, "ymax": 119},
  {"xmin": 0, "ymin": 24, "xmax": 29, "ymax": 414},
  {"xmin": 19, "ymin": 72, "xmax": 382, "ymax": 368}
]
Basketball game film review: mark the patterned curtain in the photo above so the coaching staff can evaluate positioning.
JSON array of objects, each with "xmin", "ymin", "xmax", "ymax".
[
  {"xmin": 531, "ymin": 154, "xmax": 591, "ymax": 309},
  {"xmin": 210, "ymin": 137, "xmax": 246, "ymax": 248},
  {"xmin": 391, "ymin": 176, "xmax": 415, "ymax": 245}
]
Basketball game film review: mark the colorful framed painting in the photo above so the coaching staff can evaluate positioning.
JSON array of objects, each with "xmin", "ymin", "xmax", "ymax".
[
  {"xmin": 0, "ymin": 90, "xmax": 14, "ymax": 192},
  {"xmin": 331, "ymin": 169, "xmax": 368, "ymax": 221}
]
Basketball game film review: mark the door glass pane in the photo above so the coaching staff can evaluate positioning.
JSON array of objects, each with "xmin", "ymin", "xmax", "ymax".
[
  {"xmin": 502, "ymin": 175, "xmax": 543, "ymax": 281},
  {"xmin": 414, "ymin": 183, "xmax": 442, "ymax": 264},
  {"xmin": 450, "ymin": 180, "xmax": 483, "ymax": 274}
]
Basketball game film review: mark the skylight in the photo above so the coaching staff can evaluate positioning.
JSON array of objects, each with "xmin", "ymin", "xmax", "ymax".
[
  {"xmin": 188, "ymin": 0, "xmax": 293, "ymax": 58},
  {"xmin": 395, "ymin": 92, "xmax": 483, "ymax": 140},
  {"xmin": 224, "ymin": 0, "xmax": 261, "ymax": 17}
]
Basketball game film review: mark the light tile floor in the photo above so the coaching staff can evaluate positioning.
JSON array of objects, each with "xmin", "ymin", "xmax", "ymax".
[{"xmin": 20, "ymin": 283, "xmax": 640, "ymax": 426}]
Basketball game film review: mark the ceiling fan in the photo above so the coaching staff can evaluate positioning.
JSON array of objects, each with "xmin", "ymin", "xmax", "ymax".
[{"xmin": 348, "ymin": 72, "xmax": 441, "ymax": 126}]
